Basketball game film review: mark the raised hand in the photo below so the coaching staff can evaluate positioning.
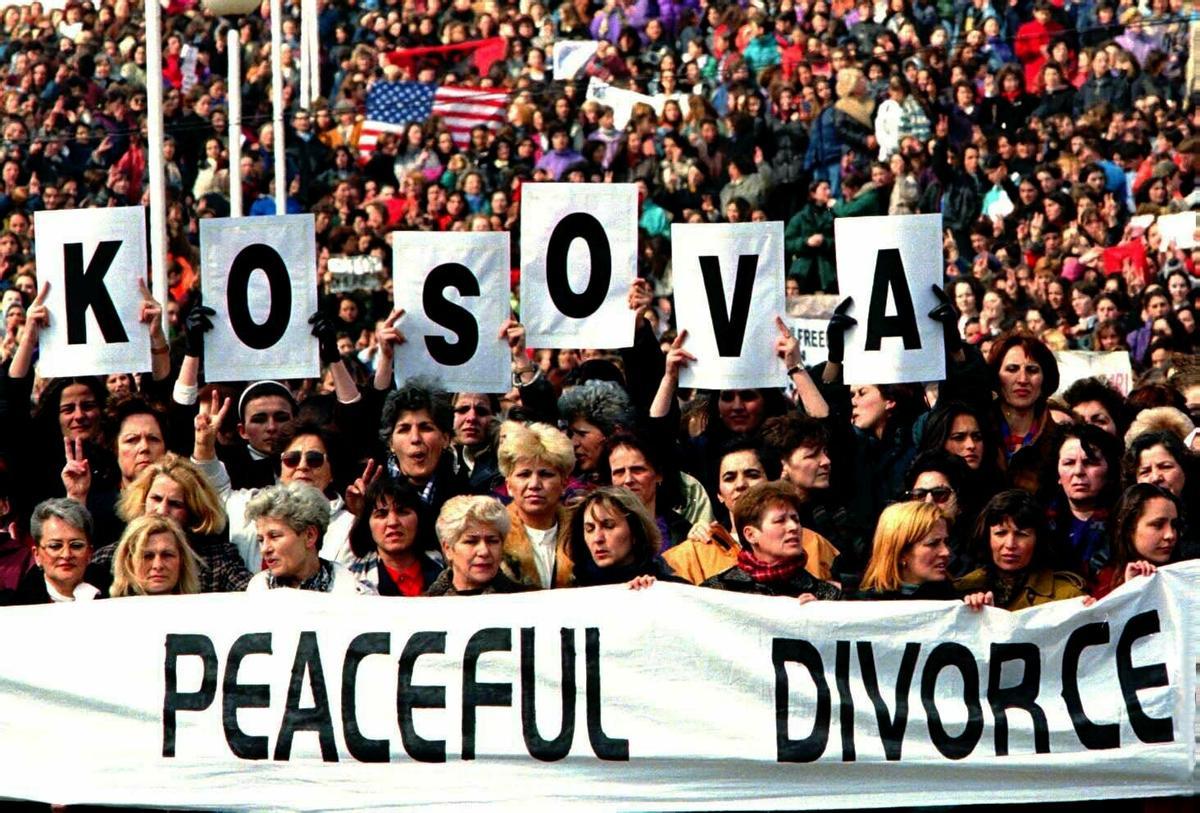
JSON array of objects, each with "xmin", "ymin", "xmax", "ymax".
[
  {"xmin": 627, "ymin": 278, "xmax": 653, "ymax": 313},
  {"xmin": 61, "ymin": 437, "xmax": 91, "ymax": 503},
  {"xmin": 26, "ymin": 282, "xmax": 49, "ymax": 334},
  {"xmin": 499, "ymin": 316, "xmax": 527, "ymax": 361},
  {"xmin": 183, "ymin": 304, "xmax": 216, "ymax": 358},
  {"xmin": 826, "ymin": 297, "xmax": 857, "ymax": 364},
  {"xmin": 375, "ymin": 308, "xmax": 406, "ymax": 358},
  {"xmin": 345, "ymin": 459, "xmax": 382, "ymax": 517},
  {"xmin": 308, "ymin": 311, "xmax": 342, "ymax": 364},
  {"xmin": 928, "ymin": 284, "xmax": 961, "ymax": 354},
  {"xmin": 663, "ymin": 329, "xmax": 696, "ymax": 381},
  {"xmin": 194, "ymin": 389, "xmax": 231, "ymax": 460},
  {"xmin": 774, "ymin": 316, "xmax": 800, "ymax": 370},
  {"xmin": 137, "ymin": 279, "xmax": 164, "ymax": 339}
]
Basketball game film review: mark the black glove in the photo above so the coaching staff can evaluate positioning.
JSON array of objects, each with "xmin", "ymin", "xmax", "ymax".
[
  {"xmin": 826, "ymin": 296, "xmax": 857, "ymax": 364},
  {"xmin": 183, "ymin": 305, "xmax": 216, "ymax": 358},
  {"xmin": 309, "ymin": 312, "xmax": 341, "ymax": 365},
  {"xmin": 928, "ymin": 284, "xmax": 961, "ymax": 356}
]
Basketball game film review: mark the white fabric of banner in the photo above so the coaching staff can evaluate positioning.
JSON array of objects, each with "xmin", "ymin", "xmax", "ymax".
[
  {"xmin": 1, "ymin": 564, "xmax": 1197, "ymax": 810},
  {"xmin": 519, "ymin": 183, "xmax": 637, "ymax": 349},
  {"xmin": 1054, "ymin": 350, "xmax": 1135, "ymax": 396},
  {"xmin": 200, "ymin": 215, "xmax": 319, "ymax": 382},
  {"xmin": 835, "ymin": 213, "xmax": 945, "ymax": 386},
  {"xmin": 392, "ymin": 231, "xmax": 511, "ymax": 393},
  {"xmin": 34, "ymin": 206, "xmax": 151, "ymax": 378}
]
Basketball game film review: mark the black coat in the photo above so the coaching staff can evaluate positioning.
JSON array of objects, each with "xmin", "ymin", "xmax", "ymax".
[{"xmin": 702, "ymin": 565, "xmax": 842, "ymax": 599}]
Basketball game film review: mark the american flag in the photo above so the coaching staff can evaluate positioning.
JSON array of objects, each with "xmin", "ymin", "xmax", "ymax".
[{"xmin": 358, "ymin": 81, "xmax": 510, "ymax": 159}]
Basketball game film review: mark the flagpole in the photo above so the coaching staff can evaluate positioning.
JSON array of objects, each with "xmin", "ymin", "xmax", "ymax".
[
  {"xmin": 228, "ymin": 26, "xmax": 242, "ymax": 217},
  {"xmin": 299, "ymin": 0, "xmax": 309, "ymax": 110},
  {"xmin": 270, "ymin": 0, "xmax": 286, "ymax": 214},
  {"xmin": 146, "ymin": 0, "xmax": 167, "ymax": 334}
]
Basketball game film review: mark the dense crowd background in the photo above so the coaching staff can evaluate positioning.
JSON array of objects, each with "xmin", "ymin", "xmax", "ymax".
[{"xmin": 0, "ymin": 0, "xmax": 1195, "ymax": 666}]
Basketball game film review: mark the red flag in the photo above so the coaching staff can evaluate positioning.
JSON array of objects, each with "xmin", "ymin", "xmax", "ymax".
[
  {"xmin": 1102, "ymin": 240, "xmax": 1148, "ymax": 280},
  {"xmin": 385, "ymin": 37, "xmax": 507, "ymax": 76}
]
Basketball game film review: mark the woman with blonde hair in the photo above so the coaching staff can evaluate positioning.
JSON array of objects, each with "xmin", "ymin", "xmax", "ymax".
[
  {"xmin": 110, "ymin": 514, "xmax": 203, "ymax": 597},
  {"xmin": 100, "ymin": 453, "xmax": 249, "ymax": 592},
  {"xmin": 856, "ymin": 501, "xmax": 958, "ymax": 600},
  {"xmin": 497, "ymin": 421, "xmax": 577, "ymax": 589}
]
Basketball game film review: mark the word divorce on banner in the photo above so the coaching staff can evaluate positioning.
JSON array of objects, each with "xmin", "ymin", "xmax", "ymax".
[{"xmin": 0, "ymin": 565, "xmax": 1196, "ymax": 810}]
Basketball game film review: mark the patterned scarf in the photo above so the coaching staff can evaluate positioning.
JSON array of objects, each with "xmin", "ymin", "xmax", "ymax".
[
  {"xmin": 736, "ymin": 549, "xmax": 806, "ymax": 584},
  {"xmin": 267, "ymin": 559, "xmax": 334, "ymax": 592}
]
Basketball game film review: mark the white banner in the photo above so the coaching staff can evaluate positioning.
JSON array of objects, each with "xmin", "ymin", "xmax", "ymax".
[
  {"xmin": 519, "ymin": 183, "xmax": 637, "ymax": 349},
  {"xmin": 1157, "ymin": 211, "xmax": 1198, "ymax": 250},
  {"xmin": 790, "ymin": 316, "xmax": 830, "ymax": 366},
  {"xmin": 200, "ymin": 216, "xmax": 319, "ymax": 382},
  {"xmin": 0, "ymin": 566, "xmax": 1197, "ymax": 810},
  {"xmin": 584, "ymin": 79, "xmax": 666, "ymax": 129},
  {"xmin": 673, "ymin": 221, "xmax": 786, "ymax": 390},
  {"xmin": 392, "ymin": 232, "xmax": 511, "ymax": 394},
  {"xmin": 34, "ymin": 206, "xmax": 151, "ymax": 378},
  {"xmin": 1054, "ymin": 350, "xmax": 1135, "ymax": 396},
  {"xmin": 836, "ymin": 214, "xmax": 945, "ymax": 386},
  {"xmin": 553, "ymin": 41, "xmax": 598, "ymax": 78}
]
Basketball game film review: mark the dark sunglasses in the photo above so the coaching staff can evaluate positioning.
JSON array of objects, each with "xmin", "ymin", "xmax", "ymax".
[
  {"xmin": 905, "ymin": 486, "xmax": 954, "ymax": 504},
  {"xmin": 281, "ymin": 451, "xmax": 326, "ymax": 469}
]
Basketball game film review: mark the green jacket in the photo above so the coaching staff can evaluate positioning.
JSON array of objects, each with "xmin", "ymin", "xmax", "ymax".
[{"xmin": 785, "ymin": 202, "xmax": 836, "ymax": 293}]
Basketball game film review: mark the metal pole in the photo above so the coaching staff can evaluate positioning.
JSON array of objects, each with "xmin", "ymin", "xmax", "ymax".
[
  {"xmin": 270, "ymin": 0, "xmax": 286, "ymax": 214},
  {"xmin": 227, "ymin": 26, "xmax": 242, "ymax": 217},
  {"xmin": 308, "ymin": 0, "xmax": 320, "ymax": 102},
  {"xmin": 299, "ymin": 0, "xmax": 310, "ymax": 110},
  {"xmin": 146, "ymin": 0, "xmax": 168, "ymax": 333}
]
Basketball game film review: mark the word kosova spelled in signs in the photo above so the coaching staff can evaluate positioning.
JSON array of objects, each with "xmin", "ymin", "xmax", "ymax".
[
  {"xmin": 392, "ymin": 232, "xmax": 511, "ymax": 394},
  {"xmin": 34, "ymin": 206, "xmax": 153, "ymax": 377},
  {"xmin": 199, "ymin": 216, "xmax": 320, "ymax": 383},
  {"xmin": 835, "ymin": 214, "xmax": 945, "ymax": 386},
  {"xmin": 519, "ymin": 183, "xmax": 638, "ymax": 349},
  {"xmin": 672, "ymin": 221, "xmax": 787, "ymax": 389},
  {"xmin": 0, "ymin": 570, "xmax": 1196, "ymax": 810}
]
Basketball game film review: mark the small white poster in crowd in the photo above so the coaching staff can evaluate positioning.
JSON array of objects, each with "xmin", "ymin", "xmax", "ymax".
[
  {"xmin": 200, "ymin": 216, "xmax": 319, "ymax": 382},
  {"xmin": 1156, "ymin": 211, "xmax": 1197, "ymax": 250},
  {"xmin": 788, "ymin": 317, "xmax": 830, "ymax": 366},
  {"xmin": 1054, "ymin": 350, "xmax": 1134, "ymax": 396},
  {"xmin": 552, "ymin": 40, "xmax": 598, "ymax": 78},
  {"xmin": 519, "ymin": 182, "xmax": 638, "ymax": 349},
  {"xmin": 835, "ymin": 214, "xmax": 945, "ymax": 385},
  {"xmin": 34, "ymin": 206, "xmax": 151, "ymax": 378},
  {"xmin": 392, "ymin": 232, "xmax": 511, "ymax": 394},
  {"xmin": 672, "ymin": 221, "xmax": 786, "ymax": 390}
]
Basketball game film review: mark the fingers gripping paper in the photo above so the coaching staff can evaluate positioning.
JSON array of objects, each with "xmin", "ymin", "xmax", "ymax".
[{"xmin": 835, "ymin": 214, "xmax": 945, "ymax": 385}]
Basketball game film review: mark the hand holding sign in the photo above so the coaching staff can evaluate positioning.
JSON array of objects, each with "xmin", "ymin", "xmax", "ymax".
[
  {"xmin": 183, "ymin": 304, "xmax": 216, "ymax": 358},
  {"xmin": 499, "ymin": 316, "xmax": 526, "ymax": 361},
  {"xmin": 825, "ymin": 297, "xmax": 857, "ymax": 365},
  {"xmin": 137, "ymin": 279, "xmax": 164, "ymax": 339},
  {"xmin": 927, "ymin": 284, "xmax": 960, "ymax": 356},
  {"xmin": 61, "ymin": 437, "xmax": 91, "ymax": 504},
  {"xmin": 309, "ymin": 311, "xmax": 341, "ymax": 364},
  {"xmin": 627, "ymin": 278, "xmax": 653, "ymax": 315}
]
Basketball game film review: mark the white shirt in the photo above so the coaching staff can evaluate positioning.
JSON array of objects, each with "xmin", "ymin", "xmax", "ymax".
[
  {"xmin": 525, "ymin": 524, "xmax": 558, "ymax": 588},
  {"xmin": 46, "ymin": 579, "xmax": 99, "ymax": 602}
]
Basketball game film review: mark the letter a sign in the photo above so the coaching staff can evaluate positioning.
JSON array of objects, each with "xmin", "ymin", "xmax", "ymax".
[
  {"xmin": 835, "ymin": 214, "xmax": 944, "ymax": 385},
  {"xmin": 35, "ymin": 207, "xmax": 151, "ymax": 377}
]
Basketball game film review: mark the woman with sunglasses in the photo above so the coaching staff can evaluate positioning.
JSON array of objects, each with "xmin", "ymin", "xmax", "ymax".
[
  {"xmin": 956, "ymin": 490, "xmax": 1086, "ymax": 610},
  {"xmin": 901, "ymin": 451, "xmax": 977, "ymax": 578},
  {"xmin": 199, "ymin": 418, "xmax": 356, "ymax": 571}
]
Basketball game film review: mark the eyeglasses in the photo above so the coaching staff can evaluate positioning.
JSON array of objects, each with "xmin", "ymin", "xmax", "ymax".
[
  {"xmin": 906, "ymin": 487, "xmax": 954, "ymax": 504},
  {"xmin": 281, "ymin": 451, "xmax": 327, "ymax": 469},
  {"xmin": 41, "ymin": 540, "xmax": 88, "ymax": 553}
]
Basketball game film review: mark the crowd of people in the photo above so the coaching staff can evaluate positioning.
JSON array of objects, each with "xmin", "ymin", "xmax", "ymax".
[{"xmin": 0, "ymin": 0, "xmax": 1194, "ymax": 626}]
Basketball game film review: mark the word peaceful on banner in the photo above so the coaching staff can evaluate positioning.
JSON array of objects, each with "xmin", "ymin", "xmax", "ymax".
[
  {"xmin": 673, "ymin": 221, "xmax": 786, "ymax": 389},
  {"xmin": 519, "ymin": 182, "xmax": 637, "ymax": 349},
  {"xmin": 34, "ymin": 206, "xmax": 151, "ymax": 378},
  {"xmin": 392, "ymin": 231, "xmax": 511, "ymax": 393},
  {"xmin": 1, "ymin": 565, "xmax": 1195, "ymax": 811},
  {"xmin": 199, "ymin": 216, "xmax": 320, "ymax": 382},
  {"xmin": 835, "ymin": 214, "xmax": 945, "ymax": 386}
]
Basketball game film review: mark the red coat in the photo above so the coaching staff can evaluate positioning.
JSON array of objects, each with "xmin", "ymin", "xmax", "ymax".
[{"xmin": 1013, "ymin": 18, "xmax": 1063, "ymax": 91}]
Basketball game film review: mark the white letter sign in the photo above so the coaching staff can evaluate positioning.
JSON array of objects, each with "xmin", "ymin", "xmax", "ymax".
[
  {"xmin": 519, "ymin": 182, "xmax": 637, "ymax": 349},
  {"xmin": 392, "ymin": 232, "xmax": 511, "ymax": 393},
  {"xmin": 200, "ymin": 215, "xmax": 319, "ymax": 382},
  {"xmin": 34, "ymin": 206, "xmax": 150, "ymax": 378},
  {"xmin": 671, "ymin": 221, "xmax": 786, "ymax": 390},
  {"xmin": 835, "ymin": 214, "xmax": 945, "ymax": 386}
]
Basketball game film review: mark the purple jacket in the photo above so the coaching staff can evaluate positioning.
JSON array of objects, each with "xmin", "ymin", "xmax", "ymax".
[
  {"xmin": 536, "ymin": 148, "xmax": 585, "ymax": 180},
  {"xmin": 589, "ymin": 0, "xmax": 652, "ymax": 42}
]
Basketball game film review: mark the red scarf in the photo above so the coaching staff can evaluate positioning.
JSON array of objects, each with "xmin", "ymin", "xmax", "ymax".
[{"xmin": 736, "ymin": 549, "xmax": 806, "ymax": 583}]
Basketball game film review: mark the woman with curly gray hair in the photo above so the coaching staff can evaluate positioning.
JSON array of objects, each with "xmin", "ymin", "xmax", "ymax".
[
  {"xmin": 244, "ymin": 483, "xmax": 375, "ymax": 594},
  {"xmin": 557, "ymin": 380, "xmax": 636, "ymax": 482},
  {"xmin": 426, "ymin": 495, "xmax": 525, "ymax": 596}
]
